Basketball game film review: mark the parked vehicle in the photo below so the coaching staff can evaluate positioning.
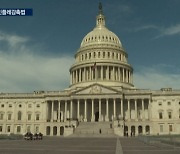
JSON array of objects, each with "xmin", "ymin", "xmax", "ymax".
[{"xmin": 24, "ymin": 132, "xmax": 43, "ymax": 140}]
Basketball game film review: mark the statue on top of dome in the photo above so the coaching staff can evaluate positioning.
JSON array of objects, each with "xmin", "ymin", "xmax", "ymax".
[{"xmin": 98, "ymin": 2, "xmax": 103, "ymax": 14}]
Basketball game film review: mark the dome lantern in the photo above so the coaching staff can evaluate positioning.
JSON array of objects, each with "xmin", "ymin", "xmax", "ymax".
[{"xmin": 96, "ymin": 2, "xmax": 105, "ymax": 27}]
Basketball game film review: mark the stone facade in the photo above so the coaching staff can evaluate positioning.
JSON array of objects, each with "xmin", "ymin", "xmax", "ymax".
[{"xmin": 0, "ymin": 4, "xmax": 180, "ymax": 136}]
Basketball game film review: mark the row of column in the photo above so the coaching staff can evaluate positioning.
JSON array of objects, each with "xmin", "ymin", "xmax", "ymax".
[
  {"xmin": 78, "ymin": 51, "xmax": 126, "ymax": 62},
  {"xmin": 71, "ymin": 66, "xmax": 132, "ymax": 84},
  {"xmin": 49, "ymin": 98, "xmax": 150, "ymax": 122}
]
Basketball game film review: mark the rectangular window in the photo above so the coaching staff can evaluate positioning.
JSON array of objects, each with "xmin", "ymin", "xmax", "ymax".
[
  {"xmin": 36, "ymin": 114, "xmax": 40, "ymax": 121},
  {"xmin": 35, "ymin": 126, "xmax": 39, "ymax": 133},
  {"xmin": 159, "ymin": 112, "xmax": 163, "ymax": 119},
  {"xmin": 89, "ymin": 53, "xmax": 91, "ymax": 59},
  {"xmin": 168, "ymin": 112, "xmax": 172, "ymax": 119},
  {"xmin": 8, "ymin": 114, "xmax": 12, "ymax": 120},
  {"xmin": 27, "ymin": 125, "xmax": 31, "ymax": 132},
  {"xmin": 0, "ymin": 114, "xmax": 4, "ymax": 120},
  {"xmin": 169, "ymin": 125, "xmax": 173, "ymax": 132},
  {"xmin": 160, "ymin": 125, "xmax": 163, "ymax": 132},
  {"xmin": 0, "ymin": 126, "xmax": 2, "ymax": 132},
  {"xmin": 7, "ymin": 126, "xmax": 10, "ymax": 132},
  {"xmin": 17, "ymin": 126, "xmax": 21, "ymax": 133},
  {"xmin": 28, "ymin": 114, "xmax": 31, "ymax": 121}
]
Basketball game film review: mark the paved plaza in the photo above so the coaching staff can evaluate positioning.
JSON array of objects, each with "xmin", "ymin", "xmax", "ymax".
[{"xmin": 0, "ymin": 137, "xmax": 179, "ymax": 154}]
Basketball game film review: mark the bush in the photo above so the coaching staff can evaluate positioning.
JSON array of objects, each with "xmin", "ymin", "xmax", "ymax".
[{"xmin": 0, "ymin": 134, "xmax": 23, "ymax": 140}]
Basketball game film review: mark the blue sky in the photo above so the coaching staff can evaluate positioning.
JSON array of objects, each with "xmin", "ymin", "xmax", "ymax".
[{"xmin": 0, "ymin": 0, "xmax": 180, "ymax": 92}]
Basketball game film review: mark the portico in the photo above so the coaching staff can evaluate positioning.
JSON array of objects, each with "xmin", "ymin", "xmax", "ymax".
[{"xmin": 47, "ymin": 87, "xmax": 151, "ymax": 124}]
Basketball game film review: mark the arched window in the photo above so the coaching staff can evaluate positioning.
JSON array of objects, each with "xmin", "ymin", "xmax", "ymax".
[
  {"xmin": 103, "ymin": 52, "xmax": 105, "ymax": 58},
  {"xmin": 108, "ymin": 52, "xmax": 110, "ymax": 58},
  {"xmin": 17, "ymin": 111, "xmax": 22, "ymax": 120},
  {"xmin": 93, "ymin": 52, "xmax": 96, "ymax": 58},
  {"xmin": 98, "ymin": 52, "xmax": 100, "ymax": 58}
]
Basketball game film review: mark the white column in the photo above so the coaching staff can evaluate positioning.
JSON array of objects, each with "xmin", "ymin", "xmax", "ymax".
[
  {"xmin": 51, "ymin": 101, "xmax": 54, "ymax": 122},
  {"xmin": 112, "ymin": 66, "xmax": 115, "ymax": 80},
  {"xmin": 79, "ymin": 68, "xmax": 81, "ymax": 82},
  {"xmin": 121, "ymin": 99, "xmax": 123, "ymax": 118},
  {"xmin": 77, "ymin": 99, "xmax": 80, "ymax": 120},
  {"xmin": 83, "ymin": 67, "xmax": 86, "ymax": 81},
  {"xmin": 105, "ymin": 99, "xmax": 109, "ymax": 121},
  {"xmin": 84, "ymin": 99, "xmax": 87, "ymax": 122},
  {"xmin": 70, "ymin": 100, "xmax": 73, "ymax": 119},
  {"xmin": 113, "ymin": 99, "xmax": 116, "ymax": 119},
  {"xmin": 86, "ymin": 68, "xmax": 88, "ymax": 81},
  {"xmin": 122, "ymin": 68, "xmax": 125, "ymax": 82},
  {"xmin": 127, "ymin": 99, "xmax": 130, "ymax": 120},
  {"xmin": 142, "ymin": 99, "xmax": 145, "ymax": 120},
  {"xmin": 126, "ymin": 69, "xmax": 128, "ymax": 83},
  {"xmin": 70, "ymin": 72, "xmax": 72, "ymax": 85},
  {"xmin": 58, "ymin": 101, "xmax": 61, "ymax": 122},
  {"xmin": 99, "ymin": 99, "xmax": 101, "ymax": 121},
  {"xmin": 64, "ymin": 101, "xmax": 67, "ymax": 122},
  {"xmin": 71, "ymin": 70, "xmax": 74, "ymax": 84},
  {"xmin": 75, "ymin": 70, "xmax": 78, "ymax": 83},
  {"xmin": 89, "ymin": 66, "xmax": 91, "ymax": 80},
  {"xmin": 128, "ymin": 71, "xmax": 131, "ymax": 83},
  {"xmin": 91, "ymin": 99, "xmax": 94, "ymax": 121},
  {"xmin": 107, "ymin": 66, "xmax": 109, "ymax": 80},
  {"xmin": 73, "ymin": 71, "xmax": 75, "ymax": 84},
  {"xmin": 116, "ymin": 68, "xmax": 118, "ymax": 80},
  {"xmin": 118, "ymin": 67, "xmax": 120, "ymax": 81},
  {"xmin": 101, "ymin": 66, "xmax": 103, "ymax": 80},
  {"xmin": 135, "ymin": 99, "xmax": 137, "ymax": 120}
]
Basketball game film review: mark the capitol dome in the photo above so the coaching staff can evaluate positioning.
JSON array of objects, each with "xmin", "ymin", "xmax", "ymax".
[
  {"xmin": 80, "ymin": 18, "xmax": 122, "ymax": 48},
  {"xmin": 69, "ymin": 3, "xmax": 134, "ymax": 89}
]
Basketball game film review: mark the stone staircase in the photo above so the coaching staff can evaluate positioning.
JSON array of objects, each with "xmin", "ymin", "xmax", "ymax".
[{"xmin": 70, "ymin": 122, "xmax": 117, "ymax": 137}]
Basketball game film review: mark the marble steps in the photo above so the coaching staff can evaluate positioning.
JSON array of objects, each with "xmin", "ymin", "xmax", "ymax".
[{"xmin": 74, "ymin": 122, "xmax": 114, "ymax": 135}]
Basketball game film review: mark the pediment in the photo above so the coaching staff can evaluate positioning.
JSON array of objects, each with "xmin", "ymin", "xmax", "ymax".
[{"xmin": 72, "ymin": 83, "xmax": 121, "ymax": 95}]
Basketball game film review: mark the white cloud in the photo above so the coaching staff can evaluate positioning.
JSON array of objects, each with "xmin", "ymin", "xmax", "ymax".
[
  {"xmin": 0, "ymin": 31, "xmax": 74, "ymax": 92},
  {"xmin": 134, "ymin": 65, "xmax": 180, "ymax": 90},
  {"xmin": 0, "ymin": 31, "xmax": 28, "ymax": 47},
  {"xmin": 134, "ymin": 25, "xmax": 158, "ymax": 32},
  {"xmin": 159, "ymin": 24, "xmax": 180, "ymax": 36},
  {"xmin": 134, "ymin": 24, "xmax": 180, "ymax": 38},
  {"xmin": 1, "ymin": 31, "xmax": 179, "ymax": 93}
]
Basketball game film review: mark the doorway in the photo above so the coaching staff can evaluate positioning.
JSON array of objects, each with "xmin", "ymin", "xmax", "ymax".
[
  {"xmin": 95, "ymin": 112, "xmax": 99, "ymax": 122},
  {"xmin": 60, "ymin": 126, "xmax": 64, "ymax": 135}
]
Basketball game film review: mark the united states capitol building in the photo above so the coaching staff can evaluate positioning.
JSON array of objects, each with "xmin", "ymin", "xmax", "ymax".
[{"xmin": 0, "ymin": 4, "xmax": 180, "ymax": 137}]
